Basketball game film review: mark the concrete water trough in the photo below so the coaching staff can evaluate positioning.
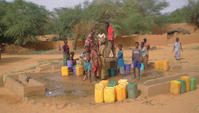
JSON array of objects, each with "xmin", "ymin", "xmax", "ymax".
[
  {"xmin": 5, "ymin": 75, "xmax": 45, "ymax": 97},
  {"xmin": 142, "ymin": 73, "xmax": 199, "ymax": 97}
]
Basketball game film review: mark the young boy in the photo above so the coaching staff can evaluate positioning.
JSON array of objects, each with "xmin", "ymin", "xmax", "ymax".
[
  {"xmin": 83, "ymin": 46, "xmax": 92, "ymax": 82},
  {"xmin": 70, "ymin": 51, "xmax": 77, "ymax": 66},
  {"xmin": 117, "ymin": 44, "xmax": 125, "ymax": 76},
  {"xmin": 62, "ymin": 40, "xmax": 70, "ymax": 66},
  {"xmin": 141, "ymin": 42, "xmax": 147, "ymax": 69},
  {"xmin": 143, "ymin": 38, "xmax": 150, "ymax": 68},
  {"xmin": 132, "ymin": 42, "xmax": 142, "ymax": 80},
  {"xmin": 91, "ymin": 44, "xmax": 101, "ymax": 82},
  {"xmin": 173, "ymin": 38, "xmax": 183, "ymax": 60}
]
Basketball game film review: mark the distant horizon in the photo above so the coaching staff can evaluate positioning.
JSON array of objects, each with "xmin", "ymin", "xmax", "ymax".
[{"xmin": 6, "ymin": 0, "xmax": 188, "ymax": 13}]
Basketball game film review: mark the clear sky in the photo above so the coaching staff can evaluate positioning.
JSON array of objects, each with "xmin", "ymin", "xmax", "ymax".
[
  {"xmin": 7, "ymin": 0, "xmax": 188, "ymax": 13},
  {"xmin": 161, "ymin": 0, "xmax": 188, "ymax": 13}
]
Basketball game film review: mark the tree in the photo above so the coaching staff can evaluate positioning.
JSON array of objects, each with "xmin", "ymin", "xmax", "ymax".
[
  {"xmin": 54, "ymin": 5, "xmax": 82, "ymax": 40},
  {"xmin": 109, "ymin": 0, "xmax": 168, "ymax": 35},
  {"xmin": 0, "ymin": 0, "xmax": 10, "ymax": 44},
  {"xmin": 1, "ymin": 0, "xmax": 49, "ymax": 45},
  {"xmin": 186, "ymin": 0, "xmax": 199, "ymax": 28},
  {"xmin": 72, "ymin": 20, "xmax": 95, "ymax": 50}
]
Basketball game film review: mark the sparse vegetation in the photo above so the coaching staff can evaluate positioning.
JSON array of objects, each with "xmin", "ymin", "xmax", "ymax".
[{"xmin": 0, "ymin": 0, "xmax": 199, "ymax": 49}]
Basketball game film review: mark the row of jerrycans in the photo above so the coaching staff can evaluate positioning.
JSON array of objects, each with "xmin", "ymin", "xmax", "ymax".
[
  {"xmin": 95, "ymin": 79, "xmax": 137, "ymax": 104},
  {"xmin": 170, "ymin": 76, "xmax": 196, "ymax": 95},
  {"xmin": 61, "ymin": 65, "xmax": 84, "ymax": 77}
]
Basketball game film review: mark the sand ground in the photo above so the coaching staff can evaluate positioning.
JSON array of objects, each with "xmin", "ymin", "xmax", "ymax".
[{"xmin": 0, "ymin": 43, "xmax": 199, "ymax": 113}]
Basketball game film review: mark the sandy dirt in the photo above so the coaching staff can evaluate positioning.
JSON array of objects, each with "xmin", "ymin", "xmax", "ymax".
[{"xmin": 0, "ymin": 43, "xmax": 199, "ymax": 113}]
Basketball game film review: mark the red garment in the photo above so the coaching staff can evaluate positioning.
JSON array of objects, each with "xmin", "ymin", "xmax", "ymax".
[
  {"xmin": 108, "ymin": 26, "xmax": 114, "ymax": 41},
  {"xmin": 93, "ymin": 66, "xmax": 99, "ymax": 72}
]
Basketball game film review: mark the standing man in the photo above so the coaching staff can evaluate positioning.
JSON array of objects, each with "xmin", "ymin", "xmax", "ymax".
[{"xmin": 105, "ymin": 22, "xmax": 115, "ymax": 58}]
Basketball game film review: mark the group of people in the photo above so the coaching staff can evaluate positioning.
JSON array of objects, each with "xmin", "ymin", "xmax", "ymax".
[
  {"xmin": 62, "ymin": 21, "xmax": 184, "ymax": 83},
  {"xmin": 116, "ymin": 39, "xmax": 150, "ymax": 80},
  {"xmin": 62, "ymin": 22, "xmax": 115, "ymax": 82},
  {"xmin": 81, "ymin": 22, "xmax": 116, "ymax": 82}
]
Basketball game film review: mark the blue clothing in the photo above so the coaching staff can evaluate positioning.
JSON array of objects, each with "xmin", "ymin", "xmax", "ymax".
[
  {"xmin": 84, "ymin": 62, "xmax": 91, "ymax": 71},
  {"xmin": 140, "ymin": 63, "xmax": 145, "ymax": 71},
  {"xmin": 133, "ymin": 61, "xmax": 141, "ymax": 69},
  {"xmin": 117, "ymin": 50, "xmax": 125, "ymax": 66}
]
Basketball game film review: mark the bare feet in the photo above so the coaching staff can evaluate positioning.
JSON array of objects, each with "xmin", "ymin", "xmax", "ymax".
[{"xmin": 83, "ymin": 75, "xmax": 87, "ymax": 81}]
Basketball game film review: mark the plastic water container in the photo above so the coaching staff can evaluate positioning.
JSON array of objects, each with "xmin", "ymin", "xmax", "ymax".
[
  {"xmin": 108, "ymin": 68, "xmax": 116, "ymax": 77},
  {"xmin": 100, "ymin": 80, "xmax": 109, "ymax": 87},
  {"xmin": 181, "ymin": 76, "xmax": 191, "ymax": 92},
  {"xmin": 162, "ymin": 60, "xmax": 169, "ymax": 71},
  {"xmin": 170, "ymin": 80, "xmax": 181, "ymax": 95},
  {"xmin": 115, "ymin": 85, "xmax": 126, "ymax": 101},
  {"xmin": 190, "ymin": 78, "xmax": 196, "ymax": 91},
  {"xmin": 178, "ymin": 80, "xmax": 186, "ymax": 93},
  {"xmin": 80, "ymin": 65, "xmax": 84, "ymax": 71},
  {"xmin": 140, "ymin": 63, "xmax": 145, "ymax": 71},
  {"xmin": 108, "ymin": 81, "xmax": 117, "ymax": 87},
  {"xmin": 127, "ymin": 83, "xmax": 137, "ymax": 98},
  {"xmin": 154, "ymin": 60, "xmax": 169, "ymax": 71},
  {"xmin": 154, "ymin": 61, "xmax": 160, "ymax": 69},
  {"xmin": 104, "ymin": 87, "xmax": 115, "ymax": 103},
  {"xmin": 61, "ymin": 66, "xmax": 69, "ymax": 77},
  {"xmin": 118, "ymin": 79, "xmax": 128, "ymax": 84},
  {"xmin": 76, "ymin": 66, "xmax": 83, "ymax": 77},
  {"xmin": 95, "ymin": 83, "xmax": 104, "ymax": 104},
  {"xmin": 67, "ymin": 60, "xmax": 73, "ymax": 68}
]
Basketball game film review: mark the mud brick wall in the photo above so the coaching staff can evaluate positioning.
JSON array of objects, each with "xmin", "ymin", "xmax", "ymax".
[
  {"xmin": 172, "ymin": 32, "xmax": 199, "ymax": 44},
  {"xmin": 137, "ymin": 34, "xmax": 168, "ymax": 46}
]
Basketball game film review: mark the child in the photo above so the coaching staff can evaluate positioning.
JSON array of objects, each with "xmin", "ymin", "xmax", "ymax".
[
  {"xmin": 91, "ymin": 44, "xmax": 101, "ymax": 82},
  {"xmin": 70, "ymin": 51, "xmax": 77, "ymax": 66},
  {"xmin": 132, "ymin": 42, "xmax": 142, "ymax": 80},
  {"xmin": 80, "ymin": 51, "xmax": 86, "ymax": 65},
  {"xmin": 62, "ymin": 40, "xmax": 70, "ymax": 66},
  {"xmin": 141, "ymin": 42, "xmax": 147, "ymax": 70},
  {"xmin": 117, "ymin": 44, "xmax": 125, "ymax": 76},
  {"xmin": 83, "ymin": 46, "xmax": 92, "ymax": 82},
  {"xmin": 143, "ymin": 38, "xmax": 150, "ymax": 68},
  {"xmin": 173, "ymin": 38, "xmax": 183, "ymax": 60}
]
